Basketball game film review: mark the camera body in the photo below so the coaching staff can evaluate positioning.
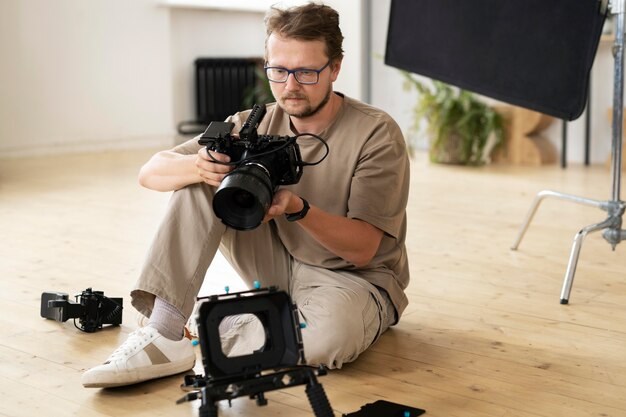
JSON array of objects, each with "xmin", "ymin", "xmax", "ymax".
[
  {"xmin": 198, "ymin": 104, "xmax": 303, "ymax": 230},
  {"xmin": 40, "ymin": 288, "xmax": 123, "ymax": 332}
]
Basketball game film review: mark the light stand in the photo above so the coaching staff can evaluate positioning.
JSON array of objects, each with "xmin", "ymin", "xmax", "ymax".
[{"xmin": 511, "ymin": 0, "xmax": 625, "ymax": 304}]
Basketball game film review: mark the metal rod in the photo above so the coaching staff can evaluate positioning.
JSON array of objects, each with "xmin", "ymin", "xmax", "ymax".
[
  {"xmin": 561, "ymin": 120, "xmax": 568, "ymax": 168},
  {"xmin": 611, "ymin": 0, "xmax": 625, "ymax": 202},
  {"xmin": 560, "ymin": 217, "xmax": 616, "ymax": 304},
  {"xmin": 510, "ymin": 190, "xmax": 608, "ymax": 250}
]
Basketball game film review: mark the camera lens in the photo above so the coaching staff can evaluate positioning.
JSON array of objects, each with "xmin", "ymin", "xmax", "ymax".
[
  {"xmin": 232, "ymin": 189, "xmax": 255, "ymax": 209},
  {"xmin": 213, "ymin": 163, "xmax": 274, "ymax": 230}
]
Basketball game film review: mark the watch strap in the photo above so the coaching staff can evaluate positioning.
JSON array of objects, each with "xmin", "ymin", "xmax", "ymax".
[{"xmin": 285, "ymin": 197, "xmax": 310, "ymax": 222}]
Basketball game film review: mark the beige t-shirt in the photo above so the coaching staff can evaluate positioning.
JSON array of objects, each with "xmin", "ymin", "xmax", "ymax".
[{"xmin": 174, "ymin": 94, "xmax": 411, "ymax": 318}]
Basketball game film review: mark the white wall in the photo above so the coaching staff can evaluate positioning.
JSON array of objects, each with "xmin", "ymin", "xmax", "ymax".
[
  {"xmin": 169, "ymin": 8, "xmax": 267, "ymax": 128},
  {"xmin": 3, "ymin": 0, "xmax": 610, "ymax": 163},
  {"xmin": 0, "ymin": 0, "xmax": 173, "ymax": 157},
  {"xmin": 0, "ymin": 0, "xmax": 364, "ymax": 158},
  {"xmin": 169, "ymin": 0, "xmax": 364, "ymax": 128},
  {"xmin": 369, "ymin": 0, "xmax": 416, "ymax": 144}
]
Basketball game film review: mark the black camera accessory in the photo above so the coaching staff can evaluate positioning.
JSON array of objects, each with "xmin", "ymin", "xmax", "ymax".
[
  {"xmin": 177, "ymin": 286, "xmax": 334, "ymax": 417},
  {"xmin": 40, "ymin": 288, "xmax": 123, "ymax": 333},
  {"xmin": 198, "ymin": 104, "xmax": 329, "ymax": 231},
  {"xmin": 285, "ymin": 197, "xmax": 310, "ymax": 222},
  {"xmin": 343, "ymin": 400, "xmax": 425, "ymax": 417},
  {"xmin": 196, "ymin": 286, "xmax": 305, "ymax": 380}
]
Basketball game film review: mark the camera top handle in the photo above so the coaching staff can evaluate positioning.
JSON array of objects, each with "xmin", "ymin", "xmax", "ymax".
[{"xmin": 239, "ymin": 104, "xmax": 266, "ymax": 144}]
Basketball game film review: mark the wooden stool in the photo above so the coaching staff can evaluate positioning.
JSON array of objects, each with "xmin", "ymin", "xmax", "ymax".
[{"xmin": 492, "ymin": 105, "xmax": 556, "ymax": 165}]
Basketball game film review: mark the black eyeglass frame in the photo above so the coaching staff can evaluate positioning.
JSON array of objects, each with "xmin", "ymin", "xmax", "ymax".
[{"xmin": 264, "ymin": 60, "xmax": 332, "ymax": 85}]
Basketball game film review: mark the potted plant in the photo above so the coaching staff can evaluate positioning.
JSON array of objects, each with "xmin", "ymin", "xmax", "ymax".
[{"xmin": 402, "ymin": 72, "xmax": 505, "ymax": 165}]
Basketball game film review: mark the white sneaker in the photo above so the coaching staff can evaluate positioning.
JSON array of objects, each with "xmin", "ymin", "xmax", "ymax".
[{"xmin": 82, "ymin": 326, "xmax": 196, "ymax": 388}]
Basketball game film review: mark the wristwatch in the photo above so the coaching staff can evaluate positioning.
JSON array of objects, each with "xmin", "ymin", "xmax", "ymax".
[{"xmin": 285, "ymin": 197, "xmax": 310, "ymax": 222}]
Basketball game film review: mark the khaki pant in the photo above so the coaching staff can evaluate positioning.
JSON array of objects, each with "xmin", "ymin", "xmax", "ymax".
[{"xmin": 131, "ymin": 183, "xmax": 395, "ymax": 369}]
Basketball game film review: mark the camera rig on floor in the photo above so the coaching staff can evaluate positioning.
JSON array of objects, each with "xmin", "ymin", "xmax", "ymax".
[
  {"xmin": 40, "ymin": 288, "xmax": 123, "ymax": 332},
  {"xmin": 176, "ymin": 286, "xmax": 334, "ymax": 417},
  {"xmin": 178, "ymin": 365, "xmax": 333, "ymax": 417}
]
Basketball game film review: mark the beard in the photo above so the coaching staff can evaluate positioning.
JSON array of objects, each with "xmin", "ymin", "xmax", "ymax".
[{"xmin": 279, "ymin": 86, "xmax": 332, "ymax": 118}]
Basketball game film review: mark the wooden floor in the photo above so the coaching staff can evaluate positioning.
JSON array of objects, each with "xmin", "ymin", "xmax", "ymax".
[{"xmin": 1, "ymin": 149, "xmax": 625, "ymax": 417}]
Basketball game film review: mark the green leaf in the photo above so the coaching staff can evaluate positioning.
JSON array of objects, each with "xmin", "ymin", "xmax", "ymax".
[{"xmin": 401, "ymin": 71, "xmax": 505, "ymax": 165}]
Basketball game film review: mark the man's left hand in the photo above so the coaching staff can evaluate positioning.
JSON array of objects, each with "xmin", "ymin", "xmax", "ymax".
[{"xmin": 263, "ymin": 189, "xmax": 302, "ymax": 223}]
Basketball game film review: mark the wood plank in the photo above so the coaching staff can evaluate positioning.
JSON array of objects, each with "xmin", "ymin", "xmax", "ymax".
[{"xmin": 1, "ymin": 148, "xmax": 625, "ymax": 417}]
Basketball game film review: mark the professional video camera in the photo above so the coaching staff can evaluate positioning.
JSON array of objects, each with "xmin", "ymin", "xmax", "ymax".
[
  {"xmin": 177, "ymin": 286, "xmax": 334, "ymax": 417},
  {"xmin": 40, "ymin": 288, "xmax": 123, "ymax": 333},
  {"xmin": 198, "ymin": 104, "xmax": 328, "ymax": 230}
]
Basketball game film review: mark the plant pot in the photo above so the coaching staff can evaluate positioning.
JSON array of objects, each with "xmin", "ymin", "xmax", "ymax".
[{"xmin": 429, "ymin": 131, "xmax": 466, "ymax": 164}]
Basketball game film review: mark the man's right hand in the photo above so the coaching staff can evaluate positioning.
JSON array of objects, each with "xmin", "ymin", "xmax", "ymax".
[{"xmin": 195, "ymin": 148, "xmax": 233, "ymax": 187}]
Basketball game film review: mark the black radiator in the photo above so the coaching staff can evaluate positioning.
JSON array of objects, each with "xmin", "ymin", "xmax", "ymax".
[{"xmin": 177, "ymin": 57, "xmax": 263, "ymax": 135}]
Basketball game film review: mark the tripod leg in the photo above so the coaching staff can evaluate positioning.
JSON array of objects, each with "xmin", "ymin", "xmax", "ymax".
[
  {"xmin": 559, "ymin": 217, "xmax": 616, "ymax": 304},
  {"xmin": 511, "ymin": 190, "xmax": 607, "ymax": 250},
  {"xmin": 199, "ymin": 392, "xmax": 219, "ymax": 417},
  {"xmin": 199, "ymin": 403, "xmax": 218, "ymax": 417},
  {"xmin": 305, "ymin": 375, "xmax": 334, "ymax": 417}
]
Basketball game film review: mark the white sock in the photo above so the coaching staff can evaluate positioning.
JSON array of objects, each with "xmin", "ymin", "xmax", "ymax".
[{"xmin": 147, "ymin": 297, "xmax": 186, "ymax": 341}]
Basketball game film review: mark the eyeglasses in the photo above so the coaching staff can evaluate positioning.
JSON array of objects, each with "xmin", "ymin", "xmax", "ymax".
[{"xmin": 264, "ymin": 60, "xmax": 331, "ymax": 85}]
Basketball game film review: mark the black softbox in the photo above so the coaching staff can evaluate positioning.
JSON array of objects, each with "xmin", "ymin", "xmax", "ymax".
[{"xmin": 385, "ymin": 0, "xmax": 607, "ymax": 121}]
